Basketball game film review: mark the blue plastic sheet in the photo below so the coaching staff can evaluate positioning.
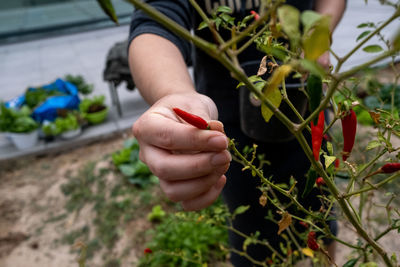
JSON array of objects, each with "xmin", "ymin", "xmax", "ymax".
[{"xmin": 5, "ymin": 78, "xmax": 80, "ymax": 123}]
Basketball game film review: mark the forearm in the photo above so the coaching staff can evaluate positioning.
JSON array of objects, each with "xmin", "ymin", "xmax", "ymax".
[
  {"xmin": 314, "ymin": 0, "xmax": 346, "ymax": 31},
  {"xmin": 128, "ymin": 33, "xmax": 195, "ymax": 105}
]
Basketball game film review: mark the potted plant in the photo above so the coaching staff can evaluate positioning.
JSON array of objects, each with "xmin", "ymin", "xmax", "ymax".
[
  {"xmin": 0, "ymin": 103, "xmax": 39, "ymax": 150},
  {"xmin": 41, "ymin": 112, "xmax": 82, "ymax": 140},
  {"xmin": 79, "ymin": 95, "xmax": 108, "ymax": 125}
]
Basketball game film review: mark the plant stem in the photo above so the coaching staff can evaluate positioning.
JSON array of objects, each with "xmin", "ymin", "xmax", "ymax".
[
  {"xmin": 234, "ymin": 24, "xmax": 269, "ymax": 56},
  {"xmin": 344, "ymin": 172, "xmax": 400, "ymax": 198},
  {"xmin": 335, "ymin": 8, "xmax": 400, "ymax": 73},
  {"xmin": 339, "ymin": 50, "xmax": 399, "ymax": 81},
  {"xmin": 189, "ymin": 0, "xmax": 224, "ymax": 44}
]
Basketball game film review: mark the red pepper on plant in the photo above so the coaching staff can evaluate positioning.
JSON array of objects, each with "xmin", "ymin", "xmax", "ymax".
[
  {"xmin": 341, "ymin": 109, "xmax": 357, "ymax": 161},
  {"xmin": 307, "ymin": 231, "xmax": 319, "ymax": 251},
  {"xmin": 311, "ymin": 111, "xmax": 325, "ymax": 161},
  {"xmin": 334, "ymin": 158, "xmax": 340, "ymax": 169},
  {"xmin": 299, "ymin": 221, "xmax": 309, "ymax": 229},
  {"xmin": 250, "ymin": 10, "xmax": 260, "ymax": 20},
  {"xmin": 365, "ymin": 162, "xmax": 400, "ymax": 179},
  {"xmin": 144, "ymin": 247, "xmax": 153, "ymax": 254},
  {"xmin": 316, "ymin": 177, "xmax": 325, "ymax": 187},
  {"xmin": 173, "ymin": 108, "xmax": 210, "ymax": 130},
  {"xmin": 380, "ymin": 162, "xmax": 400, "ymax": 173}
]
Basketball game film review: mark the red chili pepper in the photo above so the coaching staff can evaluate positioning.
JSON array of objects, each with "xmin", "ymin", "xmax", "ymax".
[
  {"xmin": 173, "ymin": 108, "xmax": 210, "ymax": 130},
  {"xmin": 341, "ymin": 109, "xmax": 357, "ymax": 161},
  {"xmin": 311, "ymin": 111, "xmax": 325, "ymax": 161},
  {"xmin": 316, "ymin": 177, "xmax": 325, "ymax": 187},
  {"xmin": 307, "ymin": 231, "xmax": 319, "ymax": 251},
  {"xmin": 250, "ymin": 10, "xmax": 260, "ymax": 20},
  {"xmin": 299, "ymin": 221, "xmax": 309, "ymax": 229},
  {"xmin": 365, "ymin": 162, "xmax": 400, "ymax": 179},
  {"xmin": 144, "ymin": 248, "xmax": 153, "ymax": 254},
  {"xmin": 334, "ymin": 158, "xmax": 340, "ymax": 168},
  {"xmin": 381, "ymin": 163, "xmax": 400, "ymax": 173}
]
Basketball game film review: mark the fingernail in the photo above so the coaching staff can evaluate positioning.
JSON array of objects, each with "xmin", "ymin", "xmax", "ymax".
[
  {"xmin": 208, "ymin": 135, "xmax": 228, "ymax": 149},
  {"xmin": 211, "ymin": 152, "xmax": 230, "ymax": 166}
]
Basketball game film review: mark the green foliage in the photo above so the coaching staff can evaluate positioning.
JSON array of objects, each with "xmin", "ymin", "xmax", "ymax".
[
  {"xmin": 139, "ymin": 208, "xmax": 228, "ymax": 267},
  {"xmin": 79, "ymin": 95, "xmax": 106, "ymax": 114},
  {"xmin": 0, "ymin": 103, "xmax": 38, "ymax": 133},
  {"xmin": 41, "ymin": 112, "xmax": 80, "ymax": 136},
  {"xmin": 147, "ymin": 205, "xmax": 166, "ymax": 223},
  {"xmin": 24, "ymin": 88, "xmax": 65, "ymax": 109},
  {"xmin": 65, "ymin": 74, "xmax": 94, "ymax": 95},
  {"xmin": 112, "ymin": 138, "xmax": 158, "ymax": 187}
]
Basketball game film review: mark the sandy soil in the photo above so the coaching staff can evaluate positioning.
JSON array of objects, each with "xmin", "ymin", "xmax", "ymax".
[{"xmin": 0, "ymin": 133, "xmax": 143, "ymax": 267}]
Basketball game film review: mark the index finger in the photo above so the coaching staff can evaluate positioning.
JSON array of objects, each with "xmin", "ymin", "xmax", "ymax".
[{"xmin": 133, "ymin": 113, "xmax": 228, "ymax": 152}]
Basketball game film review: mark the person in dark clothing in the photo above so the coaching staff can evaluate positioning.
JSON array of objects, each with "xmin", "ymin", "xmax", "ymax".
[{"xmin": 129, "ymin": 0, "xmax": 346, "ymax": 265}]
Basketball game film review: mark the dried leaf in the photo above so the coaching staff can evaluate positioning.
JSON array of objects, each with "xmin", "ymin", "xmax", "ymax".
[
  {"xmin": 257, "ymin": 56, "xmax": 268, "ymax": 76},
  {"xmin": 277, "ymin": 211, "xmax": 292, "ymax": 235},
  {"xmin": 369, "ymin": 111, "xmax": 380, "ymax": 124},
  {"xmin": 259, "ymin": 193, "xmax": 268, "ymax": 207}
]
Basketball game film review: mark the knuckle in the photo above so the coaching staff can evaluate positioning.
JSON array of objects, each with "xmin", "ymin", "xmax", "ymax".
[
  {"xmin": 151, "ymin": 162, "xmax": 171, "ymax": 181},
  {"xmin": 132, "ymin": 120, "xmax": 142, "ymax": 138},
  {"xmin": 156, "ymin": 127, "xmax": 174, "ymax": 148},
  {"xmin": 161, "ymin": 182, "xmax": 180, "ymax": 202}
]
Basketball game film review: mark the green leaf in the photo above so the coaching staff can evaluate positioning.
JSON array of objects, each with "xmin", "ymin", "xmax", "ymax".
[
  {"xmin": 233, "ymin": 205, "xmax": 250, "ymax": 217},
  {"xmin": 356, "ymin": 30, "xmax": 371, "ymax": 41},
  {"xmin": 363, "ymin": 45, "xmax": 383, "ymax": 53},
  {"xmin": 324, "ymin": 155, "xmax": 336, "ymax": 169},
  {"xmin": 326, "ymin": 141, "xmax": 333, "ymax": 155},
  {"xmin": 359, "ymin": 262, "xmax": 378, "ymax": 267},
  {"xmin": 237, "ymin": 75, "xmax": 266, "ymax": 89},
  {"xmin": 197, "ymin": 21, "xmax": 208, "ymax": 30},
  {"xmin": 302, "ymin": 16, "xmax": 331, "ymax": 60},
  {"xmin": 392, "ymin": 29, "xmax": 400, "ymax": 50},
  {"xmin": 119, "ymin": 164, "xmax": 136, "ymax": 176},
  {"xmin": 301, "ymin": 10, "xmax": 322, "ymax": 35},
  {"xmin": 261, "ymin": 87, "xmax": 283, "ymax": 122},
  {"xmin": 216, "ymin": 5, "xmax": 232, "ymax": 14},
  {"xmin": 277, "ymin": 5, "xmax": 301, "ymax": 48},
  {"xmin": 96, "ymin": 0, "xmax": 118, "ymax": 24},
  {"xmin": 366, "ymin": 140, "xmax": 381, "ymax": 150},
  {"xmin": 357, "ymin": 22, "xmax": 374, "ymax": 28},
  {"xmin": 342, "ymin": 258, "xmax": 358, "ymax": 267},
  {"xmin": 302, "ymin": 168, "xmax": 318, "ymax": 198},
  {"xmin": 300, "ymin": 59, "xmax": 326, "ymax": 78}
]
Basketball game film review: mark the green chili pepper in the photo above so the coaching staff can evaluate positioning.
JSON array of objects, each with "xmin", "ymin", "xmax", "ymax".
[
  {"xmin": 96, "ymin": 0, "xmax": 119, "ymax": 24},
  {"xmin": 306, "ymin": 74, "xmax": 323, "ymax": 124}
]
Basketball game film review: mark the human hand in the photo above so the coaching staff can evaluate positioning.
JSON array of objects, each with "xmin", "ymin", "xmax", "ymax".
[{"xmin": 132, "ymin": 92, "xmax": 231, "ymax": 211}]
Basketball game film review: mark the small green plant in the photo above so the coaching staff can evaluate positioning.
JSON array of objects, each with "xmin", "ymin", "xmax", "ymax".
[
  {"xmin": 147, "ymin": 205, "xmax": 166, "ymax": 223},
  {"xmin": 79, "ymin": 95, "xmax": 106, "ymax": 114},
  {"xmin": 139, "ymin": 206, "xmax": 228, "ymax": 267},
  {"xmin": 0, "ymin": 103, "xmax": 38, "ymax": 133},
  {"xmin": 41, "ymin": 112, "xmax": 80, "ymax": 136},
  {"xmin": 65, "ymin": 74, "xmax": 94, "ymax": 96},
  {"xmin": 24, "ymin": 87, "xmax": 65, "ymax": 109},
  {"xmin": 112, "ymin": 138, "xmax": 158, "ymax": 187}
]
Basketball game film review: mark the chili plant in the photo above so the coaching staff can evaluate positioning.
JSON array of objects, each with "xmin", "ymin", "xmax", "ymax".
[{"xmin": 98, "ymin": 0, "xmax": 400, "ymax": 266}]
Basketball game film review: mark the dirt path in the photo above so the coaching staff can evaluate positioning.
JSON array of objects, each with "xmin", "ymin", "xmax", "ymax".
[{"xmin": 0, "ymin": 134, "xmax": 131, "ymax": 267}]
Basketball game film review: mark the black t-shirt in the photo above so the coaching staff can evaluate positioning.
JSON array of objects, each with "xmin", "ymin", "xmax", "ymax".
[{"xmin": 129, "ymin": 0, "xmax": 315, "ymax": 124}]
